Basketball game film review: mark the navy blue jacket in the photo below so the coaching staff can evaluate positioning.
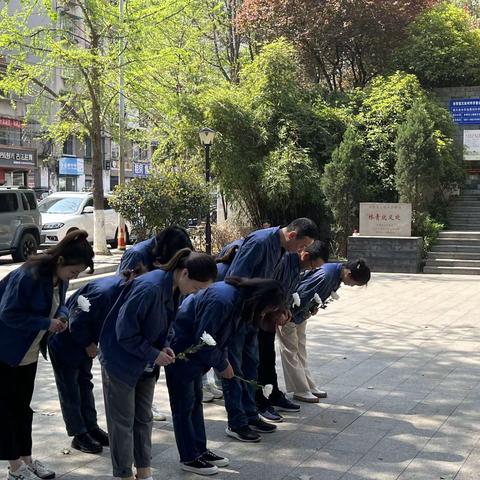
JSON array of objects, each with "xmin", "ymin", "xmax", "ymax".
[
  {"xmin": 99, "ymin": 269, "xmax": 177, "ymax": 387},
  {"xmin": 226, "ymin": 227, "xmax": 283, "ymax": 279},
  {"xmin": 292, "ymin": 263, "xmax": 343, "ymax": 325},
  {"xmin": 167, "ymin": 282, "xmax": 245, "ymax": 380},
  {"xmin": 216, "ymin": 239, "xmax": 244, "ymax": 281},
  {"xmin": 274, "ymin": 252, "xmax": 301, "ymax": 307},
  {"xmin": 49, "ymin": 276, "xmax": 127, "ymax": 368},
  {"xmin": 116, "ymin": 237, "xmax": 156, "ymax": 273},
  {"xmin": 0, "ymin": 266, "xmax": 68, "ymax": 366}
]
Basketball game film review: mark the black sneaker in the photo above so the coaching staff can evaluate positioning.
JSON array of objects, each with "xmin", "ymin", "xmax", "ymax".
[
  {"xmin": 225, "ymin": 425, "xmax": 261, "ymax": 442},
  {"xmin": 181, "ymin": 458, "xmax": 218, "ymax": 476},
  {"xmin": 71, "ymin": 432, "xmax": 102, "ymax": 454},
  {"xmin": 201, "ymin": 450, "xmax": 229, "ymax": 467},
  {"xmin": 271, "ymin": 394, "xmax": 301, "ymax": 412},
  {"xmin": 89, "ymin": 426, "xmax": 109, "ymax": 446},
  {"xmin": 248, "ymin": 417, "xmax": 277, "ymax": 433},
  {"xmin": 259, "ymin": 406, "xmax": 283, "ymax": 423}
]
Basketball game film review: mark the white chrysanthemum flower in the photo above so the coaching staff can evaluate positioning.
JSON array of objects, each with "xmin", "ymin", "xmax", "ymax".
[
  {"xmin": 200, "ymin": 331, "xmax": 217, "ymax": 346},
  {"xmin": 330, "ymin": 291, "xmax": 340, "ymax": 300},
  {"xmin": 292, "ymin": 292, "xmax": 301, "ymax": 308},
  {"xmin": 77, "ymin": 295, "xmax": 91, "ymax": 312},
  {"xmin": 313, "ymin": 293, "xmax": 322, "ymax": 305},
  {"xmin": 262, "ymin": 384, "xmax": 273, "ymax": 398}
]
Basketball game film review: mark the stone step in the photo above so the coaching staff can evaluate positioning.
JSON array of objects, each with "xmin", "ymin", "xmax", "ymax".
[
  {"xmin": 431, "ymin": 244, "xmax": 480, "ymax": 253},
  {"xmin": 423, "ymin": 266, "xmax": 480, "ymax": 275},
  {"xmin": 450, "ymin": 202, "xmax": 480, "ymax": 208},
  {"xmin": 68, "ymin": 271, "xmax": 115, "ymax": 292},
  {"xmin": 425, "ymin": 258, "xmax": 480, "ymax": 268},
  {"xmin": 448, "ymin": 221, "xmax": 480, "ymax": 227},
  {"xmin": 439, "ymin": 231, "xmax": 480, "ymax": 239},
  {"xmin": 448, "ymin": 225, "xmax": 480, "ymax": 231},
  {"xmin": 435, "ymin": 238, "xmax": 480, "ymax": 246},
  {"xmin": 427, "ymin": 251, "xmax": 480, "ymax": 260}
]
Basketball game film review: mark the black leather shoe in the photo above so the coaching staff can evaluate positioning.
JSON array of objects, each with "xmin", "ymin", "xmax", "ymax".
[
  {"xmin": 71, "ymin": 432, "xmax": 103, "ymax": 454},
  {"xmin": 89, "ymin": 427, "xmax": 109, "ymax": 446}
]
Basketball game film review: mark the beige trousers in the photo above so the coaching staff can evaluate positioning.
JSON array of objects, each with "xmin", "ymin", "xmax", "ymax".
[{"xmin": 277, "ymin": 320, "xmax": 317, "ymax": 394}]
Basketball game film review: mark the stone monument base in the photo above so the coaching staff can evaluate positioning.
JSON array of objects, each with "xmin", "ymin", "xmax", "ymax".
[{"xmin": 347, "ymin": 236, "xmax": 423, "ymax": 273}]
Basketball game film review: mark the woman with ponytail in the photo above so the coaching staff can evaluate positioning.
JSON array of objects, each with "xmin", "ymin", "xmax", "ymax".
[
  {"xmin": 48, "ymin": 265, "xmax": 147, "ymax": 456},
  {"xmin": 99, "ymin": 249, "xmax": 217, "ymax": 480},
  {"xmin": 0, "ymin": 230, "xmax": 94, "ymax": 480},
  {"xmin": 279, "ymin": 259, "xmax": 371, "ymax": 404},
  {"xmin": 166, "ymin": 277, "xmax": 286, "ymax": 476}
]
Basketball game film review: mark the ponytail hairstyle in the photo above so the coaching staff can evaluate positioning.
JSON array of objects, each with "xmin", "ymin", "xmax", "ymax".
[
  {"xmin": 25, "ymin": 229, "xmax": 94, "ymax": 277},
  {"xmin": 216, "ymin": 245, "xmax": 240, "ymax": 265},
  {"xmin": 225, "ymin": 276, "xmax": 286, "ymax": 324},
  {"xmin": 345, "ymin": 258, "xmax": 371, "ymax": 285},
  {"xmin": 158, "ymin": 248, "xmax": 217, "ymax": 282},
  {"xmin": 121, "ymin": 263, "xmax": 149, "ymax": 283},
  {"xmin": 153, "ymin": 226, "xmax": 194, "ymax": 263},
  {"xmin": 304, "ymin": 240, "xmax": 330, "ymax": 263}
]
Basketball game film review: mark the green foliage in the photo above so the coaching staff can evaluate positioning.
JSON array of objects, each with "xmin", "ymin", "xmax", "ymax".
[
  {"xmin": 321, "ymin": 126, "xmax": 369, "ymax": 253},
  {"xmin": 395, "ymin": 2, "xmax": 480, "ymax": 87},
  {"xmin": 109, "ymin": 161, "xmax": 210, "ymax": 241},
  {"xmin": 413, "ymin": 212, "xmax": 445, "ymax": 258},
  {"xmin": 395, "ymin": 100, "xmax": 442, "ymax": 211}
]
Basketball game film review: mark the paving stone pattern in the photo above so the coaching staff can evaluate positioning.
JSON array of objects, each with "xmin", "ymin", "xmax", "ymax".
[{"xmin": 2, "ymin": 272, "xmax": 480, "ymax": 479}]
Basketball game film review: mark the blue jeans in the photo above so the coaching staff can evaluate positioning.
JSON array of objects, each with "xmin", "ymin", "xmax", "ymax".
[
  {"xmin": 49, "ymin": 346, "xmax": 98, "ymax": 436},
  {"xmin": 166, "ymin": 366, "xmax": 207, "ymax": 463},
  {"xmin": 222, "ymin": 323, "xmax": 259, "ymax": 429}
]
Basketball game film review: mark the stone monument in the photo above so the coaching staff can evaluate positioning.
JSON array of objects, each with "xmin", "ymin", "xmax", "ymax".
[{"xmin": 347, "ymin": 203, "xmax": 423, "ymax": 273}]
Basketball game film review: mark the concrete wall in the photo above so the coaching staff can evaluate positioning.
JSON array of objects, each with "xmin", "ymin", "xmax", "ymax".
[{"xmin": 347, "ymin": 236, "xmax": 423, "ymax": 273}]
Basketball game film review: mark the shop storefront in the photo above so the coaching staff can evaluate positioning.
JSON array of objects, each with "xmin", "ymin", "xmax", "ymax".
[
  {"xmin": 0, "ymin": 145, "xmax": 37, "ymax": 187},
  {"xmin": 59, "ymin": 156, "xmax": 85, "ymax": 191}
]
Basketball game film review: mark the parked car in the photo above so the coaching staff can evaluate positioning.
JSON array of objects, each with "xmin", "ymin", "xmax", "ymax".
[
  {"xmin": 38, "ymin": 191, "xmax": 129, "ymax": 247},
  {"xmin": 0, "ymin": 186, "xmax": 43, "ymax": 262}
]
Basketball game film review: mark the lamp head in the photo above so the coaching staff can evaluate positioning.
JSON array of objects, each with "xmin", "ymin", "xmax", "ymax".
[{"xmin": 199, "ymin": 128, "xmax": 216, "ymax": 146}]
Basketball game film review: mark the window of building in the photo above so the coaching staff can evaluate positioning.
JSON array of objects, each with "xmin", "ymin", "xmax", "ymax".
[
  {"xmin": 0, "ymin": 193, "xmax": 18, "ymax": 212},
  {"xmin": 63, "ymin": 135, "xmax": 74, "ymax": 155},
  {"xmin": 84, "ymin": 137, "xmax": 92, "ymax": 159}
]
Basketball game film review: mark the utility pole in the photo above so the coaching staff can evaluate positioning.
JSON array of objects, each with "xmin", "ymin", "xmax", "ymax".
[{"xmin": 117, "ymin": 0, "xmax": 127, "ymax": 250}]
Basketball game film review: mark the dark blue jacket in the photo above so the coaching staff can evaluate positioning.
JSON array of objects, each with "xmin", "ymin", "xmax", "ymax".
[
  {"xmin": 292, "ymin": 263, "xmax": 343, "ymax": 325},
  {"xmin": 99, "ymin": 269, "xmax": 177, "ymax": 387},
  {"xmin": 226, "ymin": 227, "xmax": 283, "ymax": 279},
  {"xmin": 0, "ymin": 266, "xmax": 68, "ymax": 366},
  {"xmin": 216, "ymin": 239, "xmax": 244, "ymax": 281},
  {"xmin": 167, "ymin": 282, "xmax": 245, "ymax": 380},
  {"xmin": 48, "ymin": 276, "xmax": 127, "ymax": 368},
  {"xmin": 274, "ymin": 252, "xmax": 301, "ymax": 307},
  {"xmin": 116, "ymin": 237, "xmax": 157, "ymax": 273}
]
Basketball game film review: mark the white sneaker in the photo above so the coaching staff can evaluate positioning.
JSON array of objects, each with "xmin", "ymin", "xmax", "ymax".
[
  {"xmin": 7, "ymin": 464, "xmax": 40, "ymax": 480},
  {"xmin": 27, "ymin": 460, "xmax": 55, "ymax": 479},
  {"xmin": 152, "ymin": 406, "xmax": 167, "ymax": 421},
  {"xmin": 202, "ymin": 387, "xmax": 215, "ymax": 403},
  {"xmin": 204, "ymin": 382, "xmax": 223, "ymax": 399},
  {"xmin": 293, "ymin": 391, "xmax": 320, "ymax": 403}
]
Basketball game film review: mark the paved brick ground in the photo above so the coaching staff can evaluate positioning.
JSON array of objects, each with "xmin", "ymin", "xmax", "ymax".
[{"xmin": 2, "ymin": 272, "xmax": 480, "ymax": 479}]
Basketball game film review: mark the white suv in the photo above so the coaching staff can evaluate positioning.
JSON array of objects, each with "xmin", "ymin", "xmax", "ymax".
[{"xmin": 38, "ymin": 192, "xmax": 129, "ymax": 246}]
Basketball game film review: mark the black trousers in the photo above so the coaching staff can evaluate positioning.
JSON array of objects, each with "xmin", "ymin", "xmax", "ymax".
[
  {"xmin": 0, "ymin": 361, "xmax": 37, "ymax": 460},
  {"xmin": 49, "ymin": 347, "xmax": 98, "ymax": 437},
  {"xmin": 256, "ymin": 329, "xmax": 282, "ymax": 409}
]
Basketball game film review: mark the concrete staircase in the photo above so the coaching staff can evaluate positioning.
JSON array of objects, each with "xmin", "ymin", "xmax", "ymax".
[{"xmin": 424, "ymin": 182, "xmax": 480, "ymax": 274}]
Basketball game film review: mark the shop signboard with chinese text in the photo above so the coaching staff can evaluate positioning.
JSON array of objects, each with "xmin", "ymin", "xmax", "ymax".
[
  {"xmin": 359, "ymin": 203, "xmax": 412, "ymax": 237},
  {"xmin": 0, "ymin": 145, "xmax": 36, "ymax": 168},
  {"xmin": 132, "ymin": 162, "xmax": 150, "ymax": 177},
  {"xmin": 59, "ymin": 157, "xmax": 84, "ymax": 175}
]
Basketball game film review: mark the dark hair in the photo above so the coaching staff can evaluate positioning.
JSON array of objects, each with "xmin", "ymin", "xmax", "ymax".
[
  {"xmin": 25, "ymin": 229, "xmax": 94, "ymax": 276},
  {"xmin": 345, "ymin": 258, "xmax": 371, "ymax": 285},
  {"xmin": 216, "ymin": 245, "xmax": 240, "ymax": 265},
  {"xmin": 225, "ymin": 276, "xmax": 286, "ymax": 323},
  {"xmin": 304, "ymin": 240, "xmax": 329, "ymax": 263},
  {"xmin": 153, "ymin": 226, "xmax": 193, "ymax": 263},
  {"xmin": 121, "ymin": 263, "xmax": 149, "ymax": 283},
  {"xmin": 286, "ymin": 218, "xmax": 319, "ymax": 240},
  {"xmin": 158, "ymin": 248, "xmax": 217, "ymax": 282}
]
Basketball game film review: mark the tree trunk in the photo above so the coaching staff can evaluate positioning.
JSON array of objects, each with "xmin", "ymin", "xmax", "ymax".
[{"xmin": 91, "ymin": 104, "xmax": 109, "ymax": 255}]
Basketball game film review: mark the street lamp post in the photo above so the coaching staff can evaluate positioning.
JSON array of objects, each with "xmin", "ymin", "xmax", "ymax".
[{"xmin": 198, "ymin": 128, "xmax": 216, "ymax": 255}]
